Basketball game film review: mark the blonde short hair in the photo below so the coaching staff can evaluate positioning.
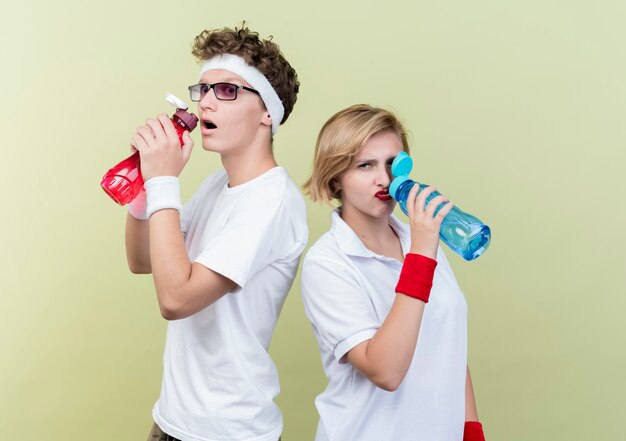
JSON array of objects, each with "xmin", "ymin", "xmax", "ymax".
[{"xmin": 304, "ymin": 104, "xmax": 410, "ymax": 204}]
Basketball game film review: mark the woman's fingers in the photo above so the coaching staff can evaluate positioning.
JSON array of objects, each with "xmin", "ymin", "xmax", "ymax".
[
  {"xmin": 406, "ymin": 183, "xmax": 420, "ymax": 219},
  {"xmin": 424, "ymin": 194, "xmax": 449, "ymax": 218},
  {"xmin": 435, "ymin": 202, "xmax": 454, "ymax": 221},
  {"xmin": 413, "ymin": 185, "xmax": 436, "ymax": 214}
]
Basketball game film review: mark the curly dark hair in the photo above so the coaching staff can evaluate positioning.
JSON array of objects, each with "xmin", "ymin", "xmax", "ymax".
[{"xmin": 191, "ymin": 24, "xmax": 299, "ymax": 124}]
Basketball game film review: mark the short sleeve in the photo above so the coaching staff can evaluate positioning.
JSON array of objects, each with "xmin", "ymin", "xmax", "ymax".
[
  {"xmin": 301, "ymin": 256, "xmax": 379, "ymax": 363},
  {"xmin": 194, "ymin": 181, "xmax": 290, "ymax": 288}
]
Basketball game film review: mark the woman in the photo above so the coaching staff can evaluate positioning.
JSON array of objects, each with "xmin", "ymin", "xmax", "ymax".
[{"xmin": 301, "ymin": 104, "xmax": 486, "ymax": 441}]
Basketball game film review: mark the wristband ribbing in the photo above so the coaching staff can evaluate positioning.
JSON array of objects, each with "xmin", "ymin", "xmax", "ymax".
[
  {"xmin": 145, "ymin": 176, "xmax": 182, "ymax": 219},
  {"xmin": 395, "ymin": 253, "xmax": 437, "ymax": 302},
  {"xmin": 463, "ymin": 421, "xmax": 485, "ymax": 441}
]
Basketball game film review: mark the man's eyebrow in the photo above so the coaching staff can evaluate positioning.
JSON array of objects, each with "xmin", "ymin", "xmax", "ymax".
[{"xmin": 222, "ymin": 77, "xmax": 252, "ymax": 86}]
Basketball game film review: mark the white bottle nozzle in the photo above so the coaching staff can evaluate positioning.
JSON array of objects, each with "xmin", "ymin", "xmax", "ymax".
[{"xmin": 165, "ymin": 92, "xmax": 189, "ymax": 110}]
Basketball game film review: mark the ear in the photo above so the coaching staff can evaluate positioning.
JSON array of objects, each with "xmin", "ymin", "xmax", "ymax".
[
  {"xmin": 330, "ymin": 177, "xmax": 342, "ymax": 193},
  {"xmin": 260, "ymin": 113, "xmax": 272, "ymax": 127}
]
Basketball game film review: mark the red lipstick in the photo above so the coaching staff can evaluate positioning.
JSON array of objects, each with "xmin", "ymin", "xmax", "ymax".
[{"xmin": 375, "ymin": 190, "xmax": 392, "ymax": 201}]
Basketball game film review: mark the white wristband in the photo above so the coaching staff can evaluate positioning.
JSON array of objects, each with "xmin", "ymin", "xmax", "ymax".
[
  {"xmin": 127, "ymin": 189, "xmax": 148, "ymax": 220},
  {"xmin": 145, "ymin": 176, "xmax": 183, "ymax": 219}
]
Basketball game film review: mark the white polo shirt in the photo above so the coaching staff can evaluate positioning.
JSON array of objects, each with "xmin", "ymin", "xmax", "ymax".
[
  {"xmin": 152, "ymin": 167, "xmax": 308, "ymax": 441},
  {"xmin": 301, "ymin": 210, "xmax": 468, "ymax": 441}
]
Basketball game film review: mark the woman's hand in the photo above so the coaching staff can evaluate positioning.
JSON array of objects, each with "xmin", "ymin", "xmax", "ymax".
[
  {"xmin": 130, "ymin": 114, "xmax": 194, "ymax": 181},
  {"xmin": 406, "ymin": 184, "xmax": 454, "ymax": 259}
]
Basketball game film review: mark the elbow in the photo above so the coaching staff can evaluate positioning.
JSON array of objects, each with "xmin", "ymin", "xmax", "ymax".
[
  {"xmin": 159, "ymin": 305, "xmax": 182, "ymax": 321},
  {"xmin": 157, "ymin": 293, "xmax": 187, "ymax": 321},
  {"xmin": 367, "ymin": 369, "xmax": 406, "ymax": 392},
  {"xmin": 350, "ymin": 347, "xmax": 409, "ymax": 392},
  {"xmin": 374, "ymin": 377, "xmax": 402, "ymax": 392},
  {"xmin": 160, "ymin": 308, "xmax": 181, "ymax": 321}
]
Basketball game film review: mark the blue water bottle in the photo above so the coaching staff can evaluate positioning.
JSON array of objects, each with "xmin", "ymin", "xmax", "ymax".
[{"xmin": 389, "ymin": 152, "xmax": 491, "ymax": 261}]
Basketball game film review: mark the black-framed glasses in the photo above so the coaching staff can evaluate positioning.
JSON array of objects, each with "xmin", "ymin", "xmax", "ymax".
[{"xmin": 188, "ymin": 82, "xmax": 261, "ymax": 102}]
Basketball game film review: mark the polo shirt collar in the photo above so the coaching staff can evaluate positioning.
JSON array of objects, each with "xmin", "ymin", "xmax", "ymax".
[{"xmin": 330, "ymin": 210, "xmax": 411, "ymax": 258}]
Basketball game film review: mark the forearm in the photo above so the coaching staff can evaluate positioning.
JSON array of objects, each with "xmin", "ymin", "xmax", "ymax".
[
  {"xmin": 348, "ymin": 253, "xmax": 436, "ymax": 390},
  {"xmin": 149, "ymin": 209, "xmax": 194, "ymax": 316},
  {"xmin": 125, "ymin": 213, "xmax": 151, "ymax": 273},
  {"xmin": 148, "ymin": 209, "xmax": 234, "ymax": 320},
  {"xmin": 465, "ymin": 366, "xmax": 479, "ymax": 421},
  {"xmin": 348, "ymin": 294, "xmax": 425, "ymax": 391},
  {"xmin": 463, "ymin": 372, "xmax": 486, "ymax": 441}
]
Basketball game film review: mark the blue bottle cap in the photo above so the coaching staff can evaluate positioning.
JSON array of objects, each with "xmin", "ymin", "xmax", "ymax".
[
  {"xmin": 391, "ymin": 152, "xmax": 413, "ymax": 177},
  {"xmin": 389, "ymin": 175, "xmax": 411, "ymax": 201}
]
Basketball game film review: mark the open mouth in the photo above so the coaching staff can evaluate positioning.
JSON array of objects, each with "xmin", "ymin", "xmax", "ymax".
[
  {"xmin": 203, "ymin": 120, "xmax": 217, "ymax": 129},
  {"xmin": 375, "ymin": 190, "xmax": 392, "ymax": 201}
]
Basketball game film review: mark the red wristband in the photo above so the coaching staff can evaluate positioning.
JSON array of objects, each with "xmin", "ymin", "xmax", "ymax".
[
  {"xmin": 463, "ymin": 421, "xmax": 485, "ymax": 441},
  {"xmin": 395, "ymin": 253, "xmax": 437, "ymax": 302}
]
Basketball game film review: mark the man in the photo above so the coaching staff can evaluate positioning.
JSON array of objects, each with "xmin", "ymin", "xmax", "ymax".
[{"xmin": 125, "ymin": 24, "xmax": 306, "ymax": 441}]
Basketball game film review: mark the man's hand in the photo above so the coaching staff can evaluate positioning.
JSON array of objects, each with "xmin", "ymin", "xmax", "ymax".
[{"xmin": 131, "ymin": 114, "xmax": 194, "ymax": 180}]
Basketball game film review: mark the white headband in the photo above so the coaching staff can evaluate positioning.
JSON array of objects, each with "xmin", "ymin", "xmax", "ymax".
[{"xmin": 199, "ymin": 54, "xmax": 284, "ymax": 135}]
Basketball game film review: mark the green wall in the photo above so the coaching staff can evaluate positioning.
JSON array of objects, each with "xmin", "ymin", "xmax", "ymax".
[{"xmin": 2, "ymin": 0, "xmax": 625, "ymax": 439}]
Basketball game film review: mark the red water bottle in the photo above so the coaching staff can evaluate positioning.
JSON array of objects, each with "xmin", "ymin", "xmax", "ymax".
[{"xmin": 100, "ymin": 94, "xmax": 199, "ymax": 205}]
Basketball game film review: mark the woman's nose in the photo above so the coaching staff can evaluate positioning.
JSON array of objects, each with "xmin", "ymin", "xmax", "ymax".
[{"xmin": 376, "ymin": 165, "xmax": 392, "ymax": 187}]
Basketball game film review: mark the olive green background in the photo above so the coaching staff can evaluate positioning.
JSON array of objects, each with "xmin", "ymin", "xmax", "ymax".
[{"xmin": 2, "ymin": 0, "xmax": 625, "ymax": 439}]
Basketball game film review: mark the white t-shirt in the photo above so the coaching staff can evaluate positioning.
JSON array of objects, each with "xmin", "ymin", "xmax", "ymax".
[
  {"xmin": 152, "ymin": 167, "xmax": 308, "ymax": 441},
  {"xmin": 301, "ymin": 210, "xmax": 468, "ymax": 441}
]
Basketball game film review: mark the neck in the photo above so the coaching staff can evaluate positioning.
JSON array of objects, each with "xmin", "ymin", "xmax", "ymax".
[
  {"xmin": 221, "ymin": 135, "xmax": 277, "ymax": 187},
  {"xmin": 340, "ymin": 207, "xmax": 400, "ymax": 257}
]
